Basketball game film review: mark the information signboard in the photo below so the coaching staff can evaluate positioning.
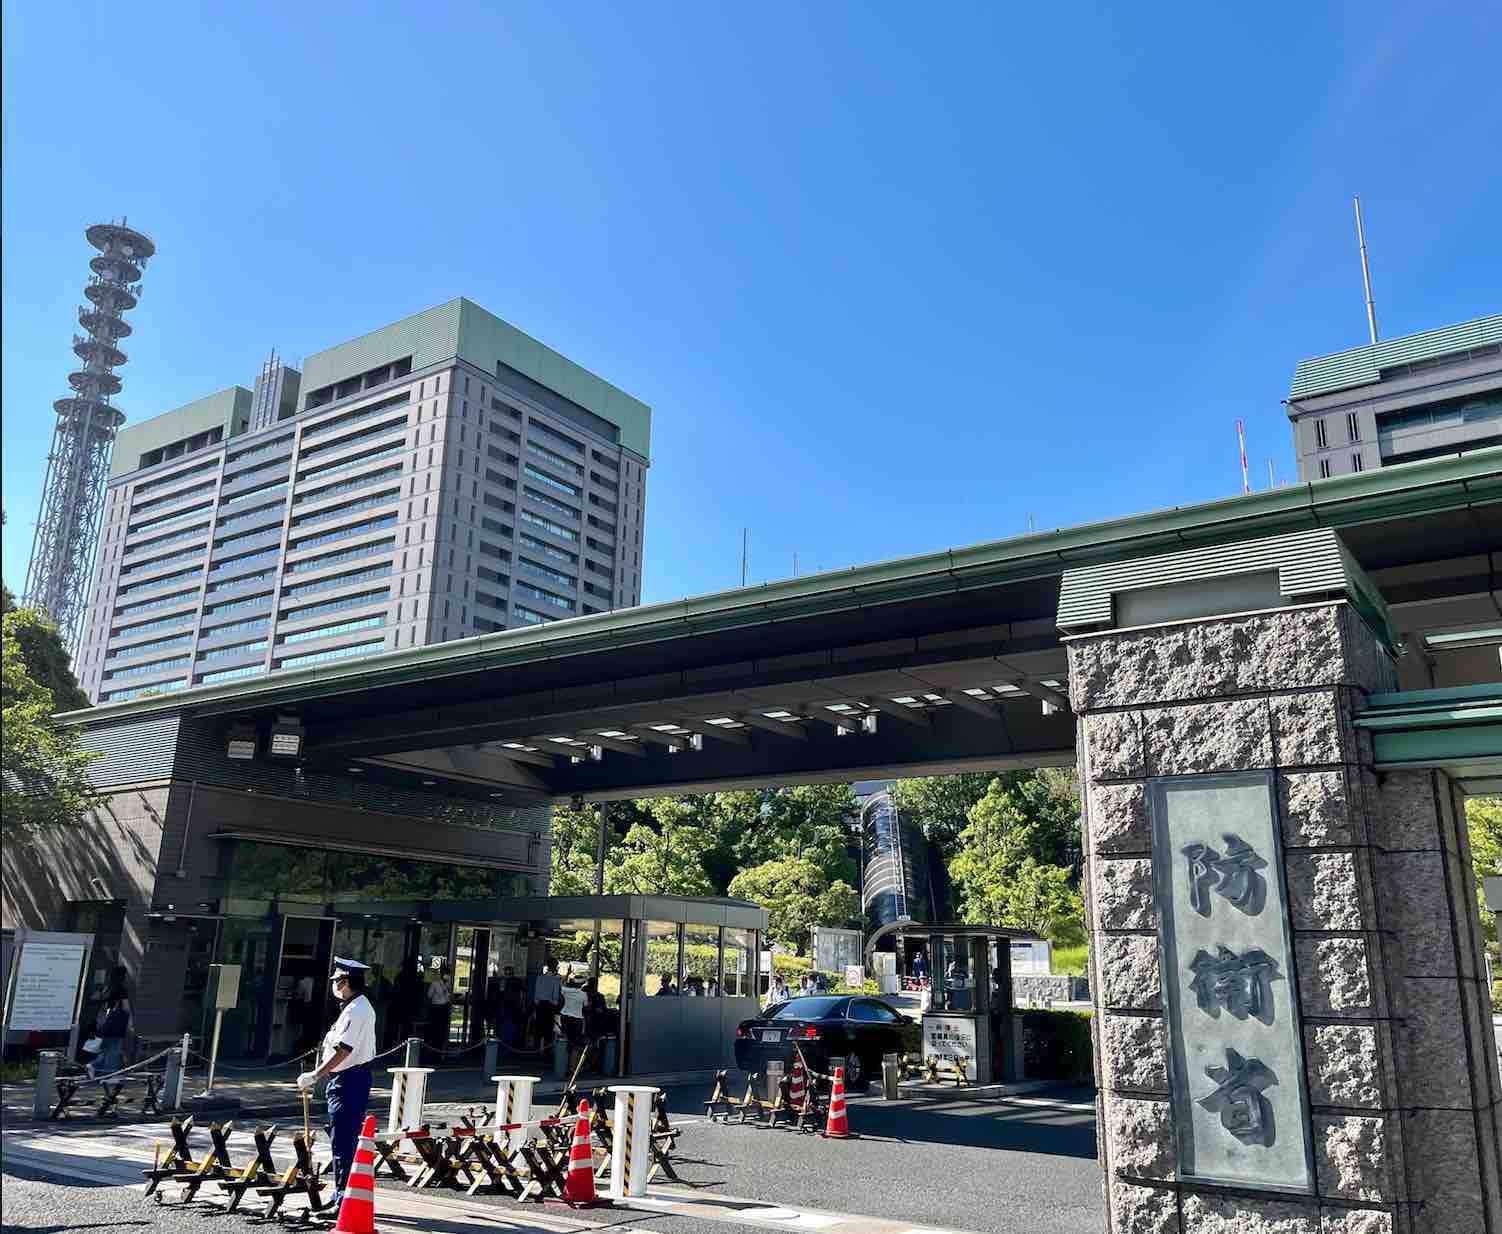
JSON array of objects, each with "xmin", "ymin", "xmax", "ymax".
[
  {"xmin": 922, "ymin": 1014, "xmax": 977, "ymax": 1081},
  {"xmin": 811, "ymin": 927, "xmax": 862, "ymax": 976},
  {"xmin": 4, "ymin": 936, "xmax": 90, "ymax": 1034},
  {"xmin": 1152, "ymin": 771, "xmax": 1313, "ymax": 1193}
]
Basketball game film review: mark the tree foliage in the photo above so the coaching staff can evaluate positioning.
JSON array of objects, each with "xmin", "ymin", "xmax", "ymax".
[
  {"xmin": 1468, "ymin": 795, "xmax": 1502, "ymax": 944},
  {"xmin": 891, "ymin": 773, "xmax": 994, "ymax": 850},
  {"xmin": 727, "ymin": 857, "xmax": 858, "ymax": 953},
  {"xmin": 2, "ymin": 605, "xmax": 100, "ymax": 835},
  {"xmin": 603, "ymin": 796, "xmax": 718, "ymax": 897},
  {"xmin": 1, "ymin": 585, "xmax": 88, "ymax": 712},
  {"xmin": 548, "ymin": 802, "xmax": 606, "ymax": 897}
]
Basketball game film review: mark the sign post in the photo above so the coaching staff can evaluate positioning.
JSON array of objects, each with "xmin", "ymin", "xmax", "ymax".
[
  {"xmin": 1, "ymin": 930, "xmax": 94, "ymax": 1061},
  {"xmin": 195, "ymin": 963, "xmax": 240, "ymax": 1099}
]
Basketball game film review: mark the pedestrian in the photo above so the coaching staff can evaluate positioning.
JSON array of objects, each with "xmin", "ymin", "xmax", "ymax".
[
  {"xmin": 911, "ymin": 949, "xmax": 927, "ymax": 984},
  {"xmin": 389, "ymin": 956, "xmax": 422, "ymax": 1049},
  {"xmin": 92, "ymin": 967, "xmax": 132, "ymax": 1077},
  {"xmin": 655, "ymin": 976, "xmax": 678, "ymax": 996},
  {"xmin": 533, "ymin": 958, "xmax": 563, "ymax": 1046},
  {"xmin": 424, "ymin": 964, "xmax": 452, "ymax": 1055},
  {"xmin": 298, "ymin": 958, "xmax": 376, "ymax": 1214},
  {"xmin": 500, "ymin": 965, "xmax": 528, "ymax": 1047},
  {"xmin": 769, "ymin": 974, "xmax": 790, "ymax": 1006},
  {"xmin": 293, "ymin": 972, "xmax": 317, "ymax": 1053}
]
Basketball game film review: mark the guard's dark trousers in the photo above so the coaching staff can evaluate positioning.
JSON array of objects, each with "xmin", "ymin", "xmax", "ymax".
[{"xmin": 325, "ymin": 1066, "xmax": 372, "ymax": 1207}]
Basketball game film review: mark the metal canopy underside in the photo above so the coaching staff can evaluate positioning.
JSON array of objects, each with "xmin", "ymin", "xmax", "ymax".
[{"xmin": 70, "ymin": 450, "xmax": 1502, "ymax": 803}]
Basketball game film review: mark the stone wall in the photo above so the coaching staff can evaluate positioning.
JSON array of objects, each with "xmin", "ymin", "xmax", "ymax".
[
  {"xmin": 1069, "ymin": 601, "xmax": 1502, "ymax": 1234},
  {"xmin": 1015, "ymin": 974, "xmax": 1091, "ymax": 1004}
]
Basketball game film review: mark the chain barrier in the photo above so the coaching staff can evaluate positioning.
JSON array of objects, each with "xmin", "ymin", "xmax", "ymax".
[
  {"xmin": 188, "ymin": 1046, "xmax": 318, "ymax": 1073},
  {"xmin": 66, "ymin": 1047, "xmax": 173, "ymax": 1089}
]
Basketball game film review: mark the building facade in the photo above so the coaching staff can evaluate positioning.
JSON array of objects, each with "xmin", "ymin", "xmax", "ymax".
[
  {"xmin": 1285, "ymin": 312, "xmax": 1501, "ymax": 482},
  {"xmin": 74, "ymin": 298, "xmax": 652, "ymax": 703}
]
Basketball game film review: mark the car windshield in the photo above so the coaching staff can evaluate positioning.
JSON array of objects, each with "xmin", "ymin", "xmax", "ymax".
[{"xmin": 768, "ymin": 996, "xmax": 845, "ymax": 1020}]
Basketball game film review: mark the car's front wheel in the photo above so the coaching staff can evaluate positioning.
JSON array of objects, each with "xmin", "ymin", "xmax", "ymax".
[{"xmin": 841, "ymin": 1049, "xmax": 866, "ymax": 1090}]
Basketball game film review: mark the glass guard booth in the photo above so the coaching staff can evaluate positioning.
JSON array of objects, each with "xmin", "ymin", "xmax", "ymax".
[
  {"xmin": 477, "ymin": 894, "xmax": 768, "ymax": 1077},
  {"xmin": 891, "ymin": 924, "xmax": 1042, "ymax": 1085}
]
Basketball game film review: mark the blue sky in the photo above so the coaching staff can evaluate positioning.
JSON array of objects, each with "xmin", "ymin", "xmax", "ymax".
[{"xmin": 3, "ymin": 1, "xmax": 1498, "ymax": 605}]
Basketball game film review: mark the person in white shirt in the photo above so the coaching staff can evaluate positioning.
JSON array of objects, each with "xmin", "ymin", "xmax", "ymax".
[
  {"xmin": 424, "ymin": 966, "xmax": 452, "ymax": 1053},
  {"xmin": 297, "ymin": 959, "xmax": 376, "ymax": 1212},
  {"xmin": 532, "ymin": 959, "xmax": 563, "ymax": 1046}
]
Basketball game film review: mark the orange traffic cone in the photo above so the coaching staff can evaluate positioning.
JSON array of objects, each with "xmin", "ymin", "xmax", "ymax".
[
  {"xmin": 821, "ymin": 1065, "xmax": 852, "ymax": 1139},
  {"xmin": 333, "ymin": 1116, "xmax": 379, "ymax": 1234},
  {"xmin": 554, "ymin": 1097, "xmax": 610, "ymax": 1208}
]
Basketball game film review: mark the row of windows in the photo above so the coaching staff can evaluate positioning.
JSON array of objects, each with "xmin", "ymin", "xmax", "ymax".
[
  {"xmin": 120, "ymin": 542, "xmax": 206, "ymax": 578},
  {"xmin": 517, "ymin": 532, "xmax": 576, "ymax": 566},
  {"xmin": 124, "ymin": 520, "xmax": 210, "ymax": 557},
  {"xmin": 299, "ymin": 441, "xmax": 404, "ymax": 483},
  {"xmin": 202, "ymin": 592, "xmax": 273, "ymax": 620},
  {"xmin": 281, "ymin": 587, "xmax": 390, "ymax": 625},
  {"xmin": 280, "ymin": 561, "xmax": 392, "ymax": 600},
  {"xmin": 523, "ymin": 486, "xmax": 579, "ymax": 521},
  {"xmin": 117, "ymin": 564, "xmax": 203, "ymax": 596},
  {"xmin": 214, "ymin": 523, "xmax": 280, "ymax": 554},
  {"xmin": 200, "ymin": 615, "xmax": 271, "ymax": 641},
  {"xmin": 107, "ymin": 631, "xmax": 193, "ymax": 661},
  {"xmin": 523, "ymin": 463, "xmax": 582, "ymax": 499},
  {"xmin": 295, "ymin": 464, "xmax": 403, "ymax": 508},
  {"xmin": 1316, "ymin": 454, "xmax": 1366, "ymax": 479},
  {"xmin": 104, "ymin": 678, "xmax": 189, "ymax": 702},
  {"xmin": 513, "ymin": 605, "xmax": 555, "ymax": 625},
  {"xmin": 205, "ymin": 568, "xmax": 276, "ymax": 594},
  {"xmin": 276, "ymin": 638, "xmax": 385, "ymax": 670},
  {"xmin": 526, "ymin": 440, "xmax": 582, "ymax": 476},
  {"xmin": 199, "ymin": 663, "xmax": 266, "ymax": 686},
  {"xmin": 132, "ymin": 458, "xmax": 220, "ymax": 497},
  {"xmin": 223, "ymin": 434, "xmax": 293, "ymax": 469},
  {"xmin": 132, "ymin": 477, "xmax": 217, "ymax": 515},
  {"xmin": 528, "ymin": 420, "xmax": 584, "ymax": 455},
  {"xmin": 280, "ymin": 614, "xmax": 385, "ymax": 646},
  {"xmin": 199, "ymin": 638, "xmax": 267, "ymax": 662},
  {"xmin": 1377, "ymin": 390, "xmax": 1502, "ymax": 437},
  {"xmin": 290, "ymin": 488, "xmax": 400, "ymax": 531},
  {"xmin": 301, "ymin": 391, "xmax": 411, "ymax": 441},
  {"xmin": 518, "ymin": 557, "xmax": 576, "ymax": 589},
  {"xmin": 112, "ymin": 608, "xmax": 196, "ymax": 640},
  {"xmin": 209, "ymin": 546, "xmax": 280, "ymax": 577},
  {"xmin": 128, "ymin": 499, "xmax": 214, "ymax": 536},
  {"xmin": 114, "ymin": 587, "xmax": 198, "ymax": 618},
  {"xmin": 520, "ymin": 508, "xmax": 579, "ymax": 544},
  {"xmin": 284, "ymin": 537, "xmax": 394, "ymax": 575},
  {"xmin": 105, "ymin": 653, "xmax": 191, "ymax": 681},
  {"xmin": 219, "ymin": 481, "xmax": 288, "ymax": 510},
  {"xmin": 515, "ymin": 581, "xmax": 573, "ymax": 611},
  {"xmin": 221, "ymin": 456, "xmax": 289, "ymax": 493},
  {"xmin": 215, "ymin": 498, "xmax": 287, "ymax": 534},
  {"xmin": 298, "ymin": 415, "xmax": 408, "ymax": 463},
  {"xmin": 289, "ymin": 512, "xmax": 398, "ymax": 553}
]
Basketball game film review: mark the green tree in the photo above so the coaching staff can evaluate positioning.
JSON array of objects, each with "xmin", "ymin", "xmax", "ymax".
[
  {"xmin": 604, "ymin": 796, "xmax": 717, "ymax": 896},
  {"xmin": 891, "ymin": 772, "xmax": 994, "ymax": 852},
  {"xmin": 548, "ymin": 802, "xmax": 607, "ymax": 896},
  {"xmin": 999, "ymin": 857, "xmax": 1084, "ymax": 943},
  {"xmin": 1468, "ymin": 795, "xmax": 1502, "ymax": 944},
  {"xmin": 2, "ymin": 606, "xmax": 100, "ymax": 835},
  {"xmin": 727, "ymin": 856, "xmax": 859, "ymax": 953},
  {"xmin": 724, "ymin": 784, "xmax": 858, "ymax": 885},
  {"xmin": 1, "ymin": 585, "xmax": 88, "ymax": 712}
]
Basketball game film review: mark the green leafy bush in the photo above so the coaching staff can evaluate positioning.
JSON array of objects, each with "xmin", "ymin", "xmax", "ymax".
[{"xmin": 1021, "ymin": 1009, "xmax": 1093, "ymax": 1083}]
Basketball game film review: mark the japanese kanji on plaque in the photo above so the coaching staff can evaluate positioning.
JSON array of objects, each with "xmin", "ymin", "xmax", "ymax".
[{"xmin": 1151, "ymin": 771, "xmax": 1314, "ymax": 1193}]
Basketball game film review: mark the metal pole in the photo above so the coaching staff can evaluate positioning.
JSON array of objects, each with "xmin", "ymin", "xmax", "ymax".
[
  {"xmin": 592, "ymin": 802, "xmax": 609, "ymax": 981},
  {"xmin": 404, "ymin": 1036, "xmax": 422, "ymax": 1067},
  {"xmin": 33, "ymin": 1051, "xmax": 60, "ymax": 1119},
  {"xmin": 198, "ymin": 1008, "xmax": 224, "ymax": 1097},
  {"xmin": 1354, "ymin": 195, "xmax": 1379, "ymax": 344}
]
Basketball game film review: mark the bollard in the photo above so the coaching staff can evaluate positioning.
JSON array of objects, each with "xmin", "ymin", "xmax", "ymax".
[
  {"xmin": 552, "ymin": 1036, "xmax": 569, "ymax": 1079},
  {"xmin": 482, "ymin": 1037, "xmax": 499, "ymax": 1078},
  {"xmin": 602, "ymin": 1037, "xmax": 618, "ymax": 1076},
  {"xmin": 163, "ymin": 1050, "xmax": 183, "ymax": 1112},
  {"xmin": 491, "ymin": 1075, "xmax": 537, "ymax": 1151},
  {"xmin": 606, "ymin": 1085, "xmax": 659, "ymax": 1199},
  {"xmin": 32, "ymin": 1051, "xmax": 60, "ymax": 1120},
  {"xmin": 882, "ymin": 1053, "xmax": 900, "ymax": 1101},
  {"xmin": 765, "ymin": 1060, "xmax": 785, "ymax": 1104},
  {"xmin": 386, "ymin": 1066, "xmax": 434, "ymax": 1132},
  {"xmin": 404, "ymin": 1036, "xmax": 422, "ymax": 1068}
]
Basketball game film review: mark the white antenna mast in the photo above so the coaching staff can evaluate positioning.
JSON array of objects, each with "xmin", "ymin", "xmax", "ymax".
[{"xmin": 1354, "ymin": 196, "xmax": 1379, "ymax": 344}]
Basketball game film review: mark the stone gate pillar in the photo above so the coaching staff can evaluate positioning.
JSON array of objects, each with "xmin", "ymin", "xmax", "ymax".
[{"xmin": 1067, "ymin": 595, "xmax": 1502, "ymax": 1234}]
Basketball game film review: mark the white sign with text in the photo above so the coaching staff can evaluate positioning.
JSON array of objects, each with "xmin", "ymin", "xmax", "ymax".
[
  {"xmin": 922, "ymin": 1013, "xmax": 977, "ymax": 1081},
  {"xmin": 8, "ymin": 942, "xmax": 87, "ymax": 1031}
]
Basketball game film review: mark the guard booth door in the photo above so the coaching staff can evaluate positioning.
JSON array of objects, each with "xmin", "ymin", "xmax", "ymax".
[{"xmin": 451, "ymin": 926, "xmax": 492, "ymax": 1047}]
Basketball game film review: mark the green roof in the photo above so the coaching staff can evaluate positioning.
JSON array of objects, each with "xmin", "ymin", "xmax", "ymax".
[
  {"xmin": 299, "ymin": 298, "xmax": 652, "ymax": 459},
  {"xmin": 1288, "ymin": 313, "xmax": 1502, "ymax": 402},
  {"xmin": 111, "ymin": 387, "xmax": 251, "ymax": 479},
  {"xmin": 66, "ymin": 446, "xmax": 1502, "ymax": 727}
]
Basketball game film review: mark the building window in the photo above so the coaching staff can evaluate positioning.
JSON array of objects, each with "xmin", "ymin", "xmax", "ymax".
[
  {"xmin": 1351, "ymin": 453, "xmax": 1364, "ymax": 473},
  {"xmin": 1318, "ymin": 458, "xmax": 1331, "ymax": 479},
  {"xmin": 1346, "ymin": 411, "xmax": 1360, "ymax": 442},
  {"xmin": 1315, "ymin": 420, "xmax": 1328, "ymax": 449}
]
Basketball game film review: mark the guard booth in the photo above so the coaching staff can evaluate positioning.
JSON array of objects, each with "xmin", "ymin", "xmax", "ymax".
[
  {"xmin": 475, "ymin": 894, "xmax": 767, "ymax": 1076},
  {"xmin": 891, "ymin": 923, "xmax": 1041, "ymax": 1085}
]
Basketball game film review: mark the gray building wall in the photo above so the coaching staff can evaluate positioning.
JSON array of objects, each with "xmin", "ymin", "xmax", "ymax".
[{"xmin": 75, "ymin": 323, "xmax": 649, "ymax": 703}]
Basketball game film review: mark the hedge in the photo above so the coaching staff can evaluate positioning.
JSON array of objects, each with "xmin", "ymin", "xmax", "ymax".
[{"xmin": 1021, "ymin": 1009, "xmax": 1094, "ymax": 1083}]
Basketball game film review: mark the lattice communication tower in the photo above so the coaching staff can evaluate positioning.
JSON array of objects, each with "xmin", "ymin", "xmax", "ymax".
[{"xmin": 23, "ymin": 221, "xmax": 156, "ymax": 648}]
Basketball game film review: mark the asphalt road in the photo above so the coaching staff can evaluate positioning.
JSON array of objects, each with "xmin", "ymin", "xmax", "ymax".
[{"xmin": 0, "ymin": 1085, "xmax": 1103, "ymax": 1234}]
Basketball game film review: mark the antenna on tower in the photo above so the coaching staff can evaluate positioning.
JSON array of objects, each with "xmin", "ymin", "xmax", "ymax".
[
  {"xmin": 1236, "ymin": 419, "xmax": 1250, "ymax": 495},
  {"xmin": 24, "ymin": 220, "xmax": 155, "ymax": 648},
  {"xmin": 741, "ymin": 528, "xmax": 748, "ymax": 588},
  {"xmin": 1354, "ymin": 195, "xmax": 1379, "ymax": 344}
]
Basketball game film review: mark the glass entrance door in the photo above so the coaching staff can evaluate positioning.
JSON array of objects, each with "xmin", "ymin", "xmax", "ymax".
[
  {"xmin": 272, "ymin": 917, "xmax": 334, "ymax": 1061},
  {"xmin": 452, "ymin": 927, "xmax": 491, "ymax": 1048}
]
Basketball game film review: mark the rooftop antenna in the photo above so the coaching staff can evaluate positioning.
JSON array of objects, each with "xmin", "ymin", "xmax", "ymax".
[
  {"xmin": 1236, "ymin": 419, "xmax": 1250, "ymax": 494},
  {"xmin": 1354, "ymin": 195, "xmax": 1379, "ymax": 344},
  {"xmin": 741, "ymin": 528, "xmax": 748, "ymax": 587},
  {"xmin": 1267, "ymin": 458, "xmax": 1276, "ymax": 490}
]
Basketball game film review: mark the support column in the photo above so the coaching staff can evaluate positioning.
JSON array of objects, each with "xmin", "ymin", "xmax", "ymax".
[{"xmin": 1069, "ymin": 601, "xmax": 1502, "ymax": 1234}]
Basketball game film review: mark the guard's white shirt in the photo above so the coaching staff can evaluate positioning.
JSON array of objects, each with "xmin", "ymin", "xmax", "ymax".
[{"xmin": 320, "ymin": 993, "xmax": 377, "ymax": 1071}]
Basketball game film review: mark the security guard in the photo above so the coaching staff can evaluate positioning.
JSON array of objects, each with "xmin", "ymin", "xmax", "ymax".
[{"xmin": 298, "ymin": 958, "xmax": 376, "ymax": 1210}]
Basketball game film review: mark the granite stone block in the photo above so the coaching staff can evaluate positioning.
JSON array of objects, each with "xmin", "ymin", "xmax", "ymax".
[
  {"xmin": 1296, "ymin": 936, "xmax": 1375, "ymax": 1018},
  {"xmin": 1105, "ymin": 1094, "xmax": 1175, "ymax": 1180},
  {"xmin": 1391, "ymin": 979, "xmax": 1471, "ymax": 1108},
  {"xmin": 1096, "ymin": 858, "xmax": 1157, "ymax": 931},
  {"xmin": 1281, "ymin": 770, "xmax": 1356, "ymax": 847},
  {"xmin": 1288, "ymin": 852, "xmax": 1366, "ymax": 932},
  {"xmin": 1319, "ymin": 1207, "xmax": 1394, "ymax": 1234},
  {"xmin": 1272, "ymin": 690, "xmax": 1346, "ymax": 768},
  {"xmin": 1180, "ymin": 1192, "xmax": 1319, "ymax": 1233},
  {"xmin": 1144, "ymin": 698, "xmax": 1272, "ymax": 776},
  {"xmin": 1091, "ymin": 782, "xmax": 1153, "ymax": 854},
  {"xmin": 1372, "ymin": 774, "xmax": 1440, "ymax": 852},
  {"xmin": 1103, "ymin": 1014, "xmax": 1169, "ymax": 1094},
  {"xmin": 1315, "ymin": 1115, "xmax": 1392, "ymax": 1201},
  {"xmin": 1401, "ymin": 1108, "xmax": 1486, "ymax": 1234},
  {"xmin": 1110, "ymin": 1180, "xmax": 1180, "ymax": 1234},
  {"xmin": 1306, "ymin": 1024, "xmax": 1382, "ymax": 1108},
  {"xmin": 1099, "ymin": 934, "xmax": 1162, "ymax": 1011},
  {"xmin": 1374, "ymin": 851, "xmax": 1458, "ymax": 978},
  {"xmin": 1089, "ymin": 711, "xmax": 1147, "ymax": 781}
]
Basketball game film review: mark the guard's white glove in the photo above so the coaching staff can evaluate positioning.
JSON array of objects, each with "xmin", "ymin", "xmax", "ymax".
[{"xmin": 297, "ymin": 1071, "xmax": 317, "ymax": 1092}]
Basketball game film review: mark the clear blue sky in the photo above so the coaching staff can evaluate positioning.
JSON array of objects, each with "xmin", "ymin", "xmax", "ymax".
[{"xmin": 4, "ymin": 2, "xmax": 1498, "ymax": 605}]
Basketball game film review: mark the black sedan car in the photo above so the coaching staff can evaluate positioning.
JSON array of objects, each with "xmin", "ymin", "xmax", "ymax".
[{"xmin": 733, "ymin": 995, "xmax": 922, "ymax": 1089}]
